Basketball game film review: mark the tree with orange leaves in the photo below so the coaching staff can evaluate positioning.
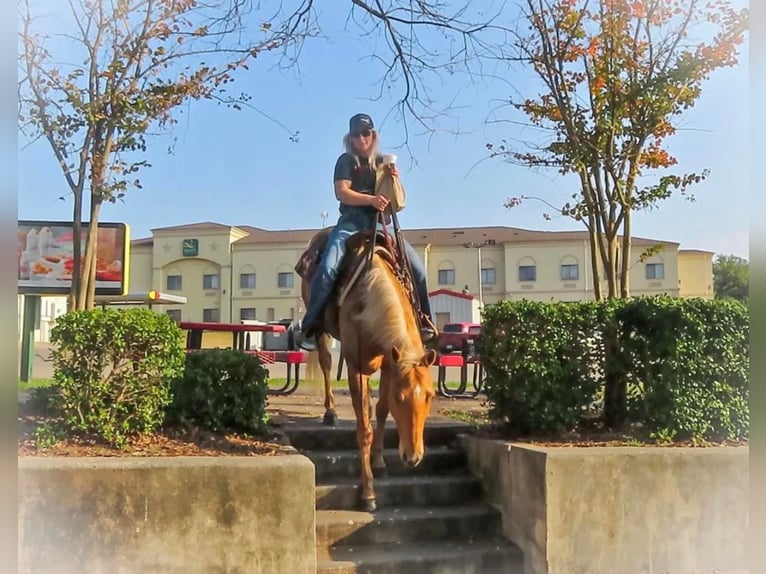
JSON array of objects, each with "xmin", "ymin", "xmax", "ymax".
[{"xmin": 491, "ymin": 0, "xmax": 748, "ymax": 299}]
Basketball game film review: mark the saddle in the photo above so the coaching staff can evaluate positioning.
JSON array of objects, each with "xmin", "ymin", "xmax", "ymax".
[
  {"xmin": 295, "ymin": 228, "xmax": 398, "ymax": 287},
  {"xmin": 294, "ymin": 224, "xmax": 421, "ymax": 321}
]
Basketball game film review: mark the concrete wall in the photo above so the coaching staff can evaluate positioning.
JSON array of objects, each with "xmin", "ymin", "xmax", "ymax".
[
  {"xmin": 19, "ymin": 455, "xmax": 316, "ymax": 574},
  {"xmin": 459, "ymin": 436, "xmax": 749, "ymax": 574}
]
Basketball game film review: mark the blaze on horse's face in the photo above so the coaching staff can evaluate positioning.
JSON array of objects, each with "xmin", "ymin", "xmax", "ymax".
[{"xmin": 389, "ymin": 347, "xmax": 437, "ymax": 467}]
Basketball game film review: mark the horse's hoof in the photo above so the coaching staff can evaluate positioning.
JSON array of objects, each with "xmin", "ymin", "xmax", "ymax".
[
  {"xmin": 360, "ymin": 497, "xmax": 377, "ymax": 513},
  {"xmin": 322, "ymin": 410, "xmax": 338, "ymax": 426},
  {"xmin": 372, "ymin": 466, "xmax": 388, "ymax": 479}
]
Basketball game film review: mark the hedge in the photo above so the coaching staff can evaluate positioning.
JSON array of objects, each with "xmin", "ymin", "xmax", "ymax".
[
  {"xmin": 44, "ymin": 308, "xmax": 186, "ymax": 447},
  {"xmin": 477, "ymin": 296, "xmax": 749, "ymax": 442},
  {"xmin": 166, "ymin": 349, "xmax": 270, "ymax": 435},
  {"xmin": 35, "ymin": 311, "xmax": 271, "ymax": 449}
]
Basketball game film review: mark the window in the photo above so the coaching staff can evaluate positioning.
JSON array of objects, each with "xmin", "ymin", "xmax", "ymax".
[
  {"xmin": 240, "ymin": 307, "xmax": 256, "ymax": 321},
  {"xmin": 481, "ymin": 268, "xmax": 496, "ymax": 285},
  {"xmin": 438, "ymin": 269, "xmax": 455, "ymax": 285},
  {"xmin": 646, "ymin": 263, "xmax": 665, "ymax": 280},
  {"xmin": 166, "ymin": 309, "xmax": 182, "ymax": 323},
  {"xmin": 442, "ymin": 324, "xmax": 464, "ymax": 333},
  {"xmin": 267, "ymin": 308, "xmax": 275, "ymax": 322},
  {"xmin": 240, "ymin": 272, "xmax": 256, "ymax": 289},
  {"xmin": 561, "ymin": 264, "xmax": 579, "ymax": 281},
  {"xmin": 278, "ymin": 272, "xmax": 294, "ymax": 289},
  {"xmin": 166, "ymin": 275, "xmax": 182, "ymax": 291},
  {"xmin": 203, "ymin": 273, "xmax": 220, "ymax": 290},
  {"xmin": 203, "ymin": 308, "xmax": 220, "ymax": 322},
  {"xmin": 518, "ymin": 265, "xmax": 537, "ymax": 282}
]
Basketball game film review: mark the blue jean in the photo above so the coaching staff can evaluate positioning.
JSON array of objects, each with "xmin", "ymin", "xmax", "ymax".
[{"xmin": 302, "ymin": 210, "xmax": 433, "ymax": 332}]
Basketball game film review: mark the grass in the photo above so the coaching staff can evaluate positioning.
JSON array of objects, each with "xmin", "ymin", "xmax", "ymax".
[
  {"xmin": 18, "ymin": 378, "xmax": 54, "ymax": 392},
  {"xmin": 439, "ymin": 408, "xmax": 491, "ymax": 426}
]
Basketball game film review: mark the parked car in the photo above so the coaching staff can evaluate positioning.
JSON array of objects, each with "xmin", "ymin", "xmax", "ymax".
[{"xmin": 437, "ymin": 322, "xmax": 482, "ymax": 354}]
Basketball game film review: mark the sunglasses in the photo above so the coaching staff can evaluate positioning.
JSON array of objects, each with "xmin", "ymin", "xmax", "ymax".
[{"xmin": 351, "ymin": 129, "xmax": 372, "ymax": 138}]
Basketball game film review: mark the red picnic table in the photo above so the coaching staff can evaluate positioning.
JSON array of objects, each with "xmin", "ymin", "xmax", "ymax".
[
  {"xmin": 179, "ymin": 322, "xmax": 307, "ymax": 396},
  {"xmin": 180, "ymin": 321, "xmax": 286, "ymax": 352},
  {"xmin": 436, "ymin": 352, "xmax": 485, "ymax": 399}
]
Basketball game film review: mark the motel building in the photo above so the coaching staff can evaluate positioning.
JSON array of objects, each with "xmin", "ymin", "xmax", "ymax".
[{"xmin": 19, "ymin": 222, "xmax": 714, "ymax": 341}]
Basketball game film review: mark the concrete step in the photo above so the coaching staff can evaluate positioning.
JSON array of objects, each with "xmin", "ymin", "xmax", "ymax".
[
  {"xmin": 317, "ymin": 539, "xmax": 524, "ymax": 574},
  {"xmin": 309, "ymin": 446, "xmax": 467, "ymax": 482},
  {"xmin": 316, "ymin": 474, "xmax": 482, "ymax": 510},
  {"xmin": 283, "ymin": 422, "xmax": 469, "ymax": 452},
  {"xmin": 316, "ymin": 504, "xmax": 502, "ymax": 556}
]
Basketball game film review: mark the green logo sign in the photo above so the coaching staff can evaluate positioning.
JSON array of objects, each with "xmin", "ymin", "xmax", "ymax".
[{"xmin": 182, "ymin": 238, "xmax": 198, "ymax": 257}]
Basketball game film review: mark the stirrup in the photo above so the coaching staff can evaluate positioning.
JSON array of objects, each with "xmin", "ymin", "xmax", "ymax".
[{"xmin": 299, "ymin": 334, "xmax": 317, "ymax": 351}]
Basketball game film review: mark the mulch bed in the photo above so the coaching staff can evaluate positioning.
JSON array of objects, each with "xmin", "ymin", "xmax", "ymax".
[
  {"xmin": 18, "ymin": 409, "xmax": 289, "ymax": 458},
  {"xmin": 468, "ymin": 423, "xmax": 748, "ymax": 448}
]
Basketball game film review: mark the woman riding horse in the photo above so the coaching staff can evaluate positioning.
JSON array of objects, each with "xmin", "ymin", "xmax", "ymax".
[{"xmin": 295, "ymin": 112, "xmax": 436, "ymax": 350}]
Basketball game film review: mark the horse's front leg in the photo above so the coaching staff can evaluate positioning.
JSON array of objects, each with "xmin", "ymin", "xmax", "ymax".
[
  {"xmin": 348, "ymin": 363, "xmax": 376, "ymax": 512},
  {"xmin": 318, "ymin": 334, "xmax": 337, "ymax": 426},
  {"xmin": 372, "ymin": 365, "xmax": 391, "ymax": 475}
]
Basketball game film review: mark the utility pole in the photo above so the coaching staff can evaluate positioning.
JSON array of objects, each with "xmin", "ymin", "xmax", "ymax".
[{"xmin": 463, "ymin": 239, "xmax": 496, "ymax": 310}]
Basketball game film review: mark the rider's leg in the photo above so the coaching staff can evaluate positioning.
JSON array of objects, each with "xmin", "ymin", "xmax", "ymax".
[
  {"xmin": 401, "ymin": 238, "xmax": 437, "ymax": 341},
  {"xmin": 298, "ymin": 220, "xmax": 358, "ymax": 348}
]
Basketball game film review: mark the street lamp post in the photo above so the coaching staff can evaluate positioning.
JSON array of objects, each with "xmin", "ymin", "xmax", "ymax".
[{"xmin": 463, "ymin": 239, "xmax": 496, "ymax": 310}]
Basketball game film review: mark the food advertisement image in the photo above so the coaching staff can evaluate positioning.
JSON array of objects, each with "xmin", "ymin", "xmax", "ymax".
[{"xmin": 17, "ymin": 221, "xmax": 129, "ymax": 295}]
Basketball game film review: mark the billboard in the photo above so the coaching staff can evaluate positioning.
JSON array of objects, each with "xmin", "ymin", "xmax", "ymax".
[{"xmin": 18, "ymin": 220, "xmax": 130, "ymax": 296}]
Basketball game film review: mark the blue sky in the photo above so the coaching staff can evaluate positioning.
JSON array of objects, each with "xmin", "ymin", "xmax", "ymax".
[{"xmin": 17, "ymin": 1, "xmax": 749, "ymax": 258}]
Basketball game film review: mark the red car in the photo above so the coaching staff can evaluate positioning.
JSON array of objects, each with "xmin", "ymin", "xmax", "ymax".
[{"xmin": 438, "ymin": 322, "xmax": 482, "ymax": 354}]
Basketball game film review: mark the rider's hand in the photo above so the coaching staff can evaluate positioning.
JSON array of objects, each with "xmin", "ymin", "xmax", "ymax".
[{"xmin": 370, "ymin": 195, "xmax": 390, "ymax": 212}]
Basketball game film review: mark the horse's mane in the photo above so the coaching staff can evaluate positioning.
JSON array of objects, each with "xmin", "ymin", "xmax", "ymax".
[{"xmin": 348, "ymin": 250, "xmax": 423, "ymax": 370}]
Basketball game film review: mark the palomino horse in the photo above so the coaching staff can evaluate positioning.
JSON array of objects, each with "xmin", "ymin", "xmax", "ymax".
[{"xmin": 298, "ymin": 229, "xmax": 437, "ymax": 512}]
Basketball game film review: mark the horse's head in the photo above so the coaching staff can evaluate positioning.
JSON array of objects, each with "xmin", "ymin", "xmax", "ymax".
[{"xmin": 389, "ymin": 346, "xmax": 438, "ymax": 467}]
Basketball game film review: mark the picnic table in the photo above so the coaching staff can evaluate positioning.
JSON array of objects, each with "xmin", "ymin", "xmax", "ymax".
[
  {"xmin": 179, "ymin": 321, "xmax": 307, "ymax": 396},
  {"xmin": 436, "ymin": 352, "xmax": 485, "ymax": 399},
  {"xmin": 180, "ymin": 321, "xmax": 286, "ymax": 352}
]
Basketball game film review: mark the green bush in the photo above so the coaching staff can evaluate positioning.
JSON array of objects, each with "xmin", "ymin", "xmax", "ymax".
[
  {"xmin": 166, "ymin": 349, "xmax": 269, "ymax": 434},
  {"xmin": 478, "ymin": 300, "xmax": 609, "ymax": 435},
  {"xmin": 48, "ymin": 308, "xmax": 185, "ymax": 447},
  {"xmin": 478, "ymin": 296, "xmax": 749, "ymax": 442},
  {"xmin": 617, "ymin": 297, "xmax": 749, "ymax": 442}
]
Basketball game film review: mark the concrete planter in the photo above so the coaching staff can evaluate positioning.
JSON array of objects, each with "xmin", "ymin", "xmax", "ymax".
[
  {"xmin": 18, "ymin": 455, "xmax": 316, "ymax": 574},
  {"xmin": 459, "ymin": 435, "xmax": 749, "ymax": 574}
]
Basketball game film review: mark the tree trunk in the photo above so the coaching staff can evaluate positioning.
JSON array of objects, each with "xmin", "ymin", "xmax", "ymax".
[
  {"xmin": 605, "ymin": 234, "xmax": 618, "ymax": 299},
  {"xmin": 603, "ymin": 316, "xmax": 626, "ymax": 429},
  {"xmin": 69, "ymin": 190, "xmax": 84, "ymax": 311},
  {"xmin": 620, "ymin": 208, "xmax": 631, "ymax": 298},
  {"xmin": 587, "ymin": 226, "xmax": 602, "ymax": 300},
  {"xmin": 81, "ymin": 196, "xmax": 102, "ymax": 310}
]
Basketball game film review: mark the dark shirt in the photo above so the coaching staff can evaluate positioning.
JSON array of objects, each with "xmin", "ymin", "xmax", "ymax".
[{"xmin": 333, "ymin": 152, "xmax": 381, "ymax": 218}]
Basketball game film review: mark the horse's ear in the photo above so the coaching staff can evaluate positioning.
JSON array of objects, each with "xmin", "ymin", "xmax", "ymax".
[
  {"xmin": 391, "ymin": 346, "xmax": 402, "ymax": 362},
  {"xmin": 421, "ymin": 349, "xmax": 437, "ymax": 367}
]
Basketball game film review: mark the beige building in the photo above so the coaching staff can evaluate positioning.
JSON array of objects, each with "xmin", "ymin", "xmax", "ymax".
[{"xmin": 126, "ymin": 222, "xmax": 714, "ymax": 325}]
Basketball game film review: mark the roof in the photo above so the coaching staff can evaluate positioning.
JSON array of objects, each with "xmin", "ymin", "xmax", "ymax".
[
  {"xmin": 678, "ymin": 249, "xmax": 715, "ymax": 256},
  {"xmin": 149, "ymin": 221, "xmax": 250, "ymax": 233},
  {"xmin": 132, "ymin": 222, "xmax": 680, "ymax": 249},
  {"xmin": 234, "ymin": 225, "xmax": 322, "ymax": 246},
  {"xmin": 401, "ymin": 226, "xmax": 676, "ymax": 247},
  {"xmin": 131, "ymin": 237, "xmax": 154, "ymax": 247}
]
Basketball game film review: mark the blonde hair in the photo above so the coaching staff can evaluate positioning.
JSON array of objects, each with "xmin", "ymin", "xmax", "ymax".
[{"xmin": 343, "ymin": 130, "xmax": 381, "ymax": 172}]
